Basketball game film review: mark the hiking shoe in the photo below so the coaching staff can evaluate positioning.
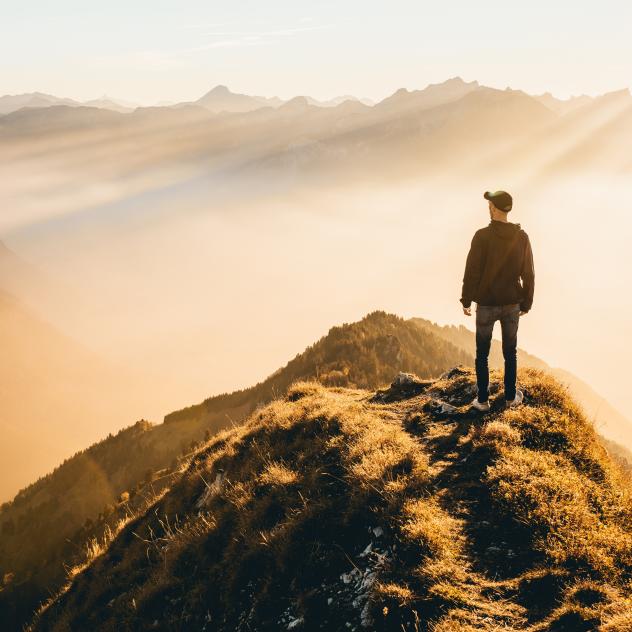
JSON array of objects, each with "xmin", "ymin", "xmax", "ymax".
[
  {"xmin": 505, "ymin": 389, "xmax": 524, "ymax": 409},
  {"xmin": 470, "ymin": 397, "xmax": 491, "ymax": 412}
]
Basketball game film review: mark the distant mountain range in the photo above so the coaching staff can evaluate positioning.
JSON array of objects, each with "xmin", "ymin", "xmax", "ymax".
[
  {"xmin": 194, "ymin": 84, "xmax": 285, "ymax": 112},
  {"xmin": 0, "ymin": 85, "xmax": 375, "ymax": 117},
  {"xmin": 0, "ymin": 92, "xmax": 79, "ymax": 115},
  {"xmin": 0, "ymin": 92, "xmax": 138, "ymax": 115},
  {"xmin": 2, "ymin": 78, "xmax": 629, "ymax": 189},
  {"xmin": 0, "ymin": 78, "xmax": 603, "ymax": 119}
]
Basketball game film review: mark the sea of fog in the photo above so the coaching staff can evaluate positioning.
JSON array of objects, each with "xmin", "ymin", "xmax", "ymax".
[{"xmin": 3, "ymin": 173, "xmax": 631, "ymax": 438}]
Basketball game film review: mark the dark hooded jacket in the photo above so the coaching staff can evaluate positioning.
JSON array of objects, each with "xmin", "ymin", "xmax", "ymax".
[{"xmin": 460, "ymin": 220, "xmax": 535, "ymax": 312}]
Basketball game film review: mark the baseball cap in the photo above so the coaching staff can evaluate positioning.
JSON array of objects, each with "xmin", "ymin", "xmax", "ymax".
[{"xmin": 484, "ymin": 190, "xmax": 513, "ymax": 212}]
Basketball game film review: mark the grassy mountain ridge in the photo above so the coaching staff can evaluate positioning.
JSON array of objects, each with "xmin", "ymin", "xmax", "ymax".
[
  {"xmin": 165, "ymin": 310, "xmax": 471, "ymax": 425},
  {"xmin": 0, "ymin": 311, "xmax": 469, "ymax": 630},
  {"xmin": 410, "ymin": 317, "xmax": 632, "ymax": 457},
  {"xmin": 3, "ymin": 311, "xmax": 631, "ymax": 630},
  {"xmin": 3, "ymin": 80, "xmax": 628, "ymax": 205},
  {"xmin": 32, "ymin": 367, "xmax": 632, "ymax": 631}
]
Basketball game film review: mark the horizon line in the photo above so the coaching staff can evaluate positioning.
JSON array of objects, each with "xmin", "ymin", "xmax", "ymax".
[{"xmin": 2, "ymin": 76, "xmax": 632, "ymax": 110}]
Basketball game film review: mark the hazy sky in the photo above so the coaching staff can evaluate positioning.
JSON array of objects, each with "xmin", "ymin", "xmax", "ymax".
[{"xmin": 1, "ymin": 1, "xmax": 631, "ymax": 104}]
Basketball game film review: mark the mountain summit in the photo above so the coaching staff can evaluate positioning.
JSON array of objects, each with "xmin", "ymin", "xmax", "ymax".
[
  {"xmin": 196, "ymin": 85, "xmax": 284, "ymax": 113},
  {"xmin": 31, "ymin": 367, "xmax": 632, "ymax": 631},
  {"xmin": 376, "ymin": 76, "xmax": 480, "ymax": 114}
]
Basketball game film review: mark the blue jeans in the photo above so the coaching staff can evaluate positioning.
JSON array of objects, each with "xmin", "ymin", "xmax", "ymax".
[{"xmin": 475, "ymin": 303, "xmax": 520, "ymax": 402}]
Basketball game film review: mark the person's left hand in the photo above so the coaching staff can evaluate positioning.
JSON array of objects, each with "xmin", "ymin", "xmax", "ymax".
[{"xmin": 463, "ymin": 306, "xmax": 472, "ymax": 316}]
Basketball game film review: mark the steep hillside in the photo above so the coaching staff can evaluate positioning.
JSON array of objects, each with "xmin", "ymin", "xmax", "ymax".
[
  {"xmin": 4, "ymin": 310, "xmax": 630, "ymax": 630},
  {"xmin": 0, "ymin": 417, "xmax": 200, "ymax": 628},
  {"xmin": 0, "ymin": 288, "xmax": 146, "ymax": 502},
  {"xmin": 32, "ymin": 367, "xmax": 632, "ymax": 631},
  {"xmin": 0, "ymin": 311, "xmax": 469, "ymax": 630}
]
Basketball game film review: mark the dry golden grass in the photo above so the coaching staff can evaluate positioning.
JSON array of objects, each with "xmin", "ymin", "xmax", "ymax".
[
  {"xmin": 374, "ymin": 581, "xmax": 415, "ymax": 605},
  {"xmin": 475, "ymin": 419, "xmax": 522, "ymax": 446},
  {"xmin": 30, "ymin": 368, "xmax": 632, "ymax": 632},
  {"xmin": 257, "ymin": 461, "xmax": 300, "ymax": 487},
  {"xmin": 487, "ymin": 447, "xmax": 632, "ymax": 575}
]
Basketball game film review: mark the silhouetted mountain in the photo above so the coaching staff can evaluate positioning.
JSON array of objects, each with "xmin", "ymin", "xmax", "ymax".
[
  {"xmin": 0, "ymin": 92, "xmax": 79, "ymax": 115},
  {"xmin": 196, "ymin": 84, "xmax": 284, "ymax": 113},
  {"xmin": 375, "ymin": 76, "xmax": 480, "ymax": 114},
  {"xmin": 0, "ymin": 282, "xmax": 154, "ymax": 500},
  {"xmin": 0, "ymin": 105, "xmax": 125, "ymax": 134},
  {"xmin": 540, "ymin": 88, "xmax": 632, "ymax": 174},
  {"xmin": 82, "ymin": 96, "xmax": 135, "ymax": 113},
  {"xmin": 0, "ymin": 92, "xmax": 137, "ymax": 116},
  {"xmin": 0, "ymin": 286, "xmax": 147, "ymax": 504},
  {"xmin": 0, "ymin": 240, "xmax": 147, "ymax": 501},
  {"xmin": 277, "ymin": 95, "xmax": 317, "ymax": 115},
  {"xmin": 533, "ymin": 91, "xmax": 593, "ymax": 115},
  {"xmin": 31, "ymin": 368, "xmax": 632, "ymax": 631},
  {"xmin": 305, "ymin": 94, "xmax": 374, "ymax": 107},
  {"xmin": 2, "ymin": 79, "xmax": 630, "ymax": 190}
]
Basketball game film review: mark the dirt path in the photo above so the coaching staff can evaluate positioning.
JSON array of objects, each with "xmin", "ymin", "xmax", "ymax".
[{"xmin": 378, "ymin": 370, "xmax": 531, "ymax": 629}]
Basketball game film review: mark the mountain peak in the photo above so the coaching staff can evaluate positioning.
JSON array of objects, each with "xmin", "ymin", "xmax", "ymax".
[
  {"xmin": 279, "ymin": 95, "xmax": 311, "ymax": 111},
  {"xmin": 600, "ymin": 87, "xmax": 631, "ymax": 100},
  {"xmin": 207, "ymin": 84, "xmax": 231, "ymax": 95},
  {"xmin": 376, "ymin": 77, "xmax": 480, "ymax": 110},
  {"xmin": 429, "ymin": 76, "xmax": 479, "ymax": 89},
  {"xmin": 197, "ymin": 84, "xmax": 232, "ymax": 101},
  {"xmin": 194, "ymin": 85, "xmax": 283, "ymax": 113},
  {"xmin": 443, "ymin": 76, "xmax": 467, "ymax": 84}
]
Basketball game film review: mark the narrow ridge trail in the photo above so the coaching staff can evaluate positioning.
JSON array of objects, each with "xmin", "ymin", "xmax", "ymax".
[
  {"xmin": 370, "ymin": 367, "xmax": 532, "ymax": 629},
  {"xmin": 31, "ymin": 366, "xmax": 632, "ymax": 632}
]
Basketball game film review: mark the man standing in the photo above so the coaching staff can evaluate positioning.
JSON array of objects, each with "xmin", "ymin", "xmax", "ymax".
[{"xmin": 460, "ymin": 190, "xmax": 535, "ymax": 411}]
